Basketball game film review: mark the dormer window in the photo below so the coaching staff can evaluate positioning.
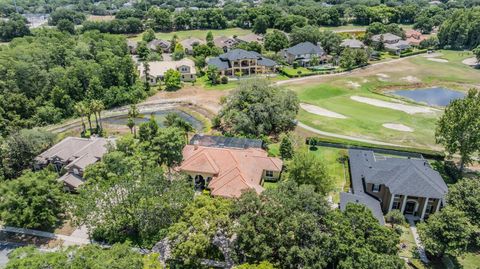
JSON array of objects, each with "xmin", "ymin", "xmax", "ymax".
[
  {"xmin": 73, "ymin": 168, "xmax": 79, "ymax": 175},
  {"xmin": 372, "ymin": 184, "xmax": 381, "ymax": 192},
  {"xmin": 265, "ymin": 170, "xmax": 274, "ymax": 178}
]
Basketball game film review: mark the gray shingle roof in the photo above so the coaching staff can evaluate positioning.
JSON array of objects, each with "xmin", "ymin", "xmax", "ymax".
[
  {"xmin": 285, "ymin": 42, "xmax": 325, "ymax": 56},
  {"xmin": 371, "ymin": 33, "xmax": 401, "ymax": 42},
  {"xmin": 190, "ymin": 134, "xmax": 263, "ymax": 149},
  {"xmin": 340, "ymin": 39, "xmax": 365, "ymax": 49},
  {"xmin": 207, "ymin": 49, "xmax": 277, "ymax": 70},
  {"xmin": 340, "ymin": 149, "xmax": 448, "ymax": 224}
]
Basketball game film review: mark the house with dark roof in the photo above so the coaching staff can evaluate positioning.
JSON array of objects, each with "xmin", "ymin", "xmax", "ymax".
[
  {"xmin": 34, "ymin": 137, "xmax": 114, "ymax": 191},
  {"xmin": 213, "ymin": 36, "xmax": 238, "ymax": 52},
  {"xmin": 371, "ymin": 33, "xmax": 411, "ymax": 55},
  {"xmin": 207, "ymin": 49, "xmax": 277, "ymax": 77},
  {"xmin": 340, "ymin": 149, "xmax": 448, "ymax": 224},
  {"xmin": 282, "ymin": 41, "xmax": 327, "ymax": 66},
  {"xmin": 179, "ymin": 140, "xmax": 282, "ymax": 198}
]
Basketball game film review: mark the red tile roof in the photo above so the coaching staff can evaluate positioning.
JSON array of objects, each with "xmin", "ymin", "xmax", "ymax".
[{"xmin": 179, "ymin": 145, "xmax": 283, "ymax": 198}]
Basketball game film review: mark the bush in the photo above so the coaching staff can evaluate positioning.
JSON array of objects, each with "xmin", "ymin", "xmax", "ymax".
[{"xmin": 221, "ymin": 76, "xmax": 228, "ymax": 84}]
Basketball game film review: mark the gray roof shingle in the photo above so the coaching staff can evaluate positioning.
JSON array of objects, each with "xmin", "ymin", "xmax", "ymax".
[
  {"xmin": 285, "ymin": 42, "xmax": 325, "ymax": 56},
  {"xmin": 207, "ymin": 49, "xmax": 277, "ymax": 70}
]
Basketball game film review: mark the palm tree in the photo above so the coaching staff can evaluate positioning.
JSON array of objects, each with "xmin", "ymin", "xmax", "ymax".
[
  {"xmin": 74, "ymin": 102, "xmax": 87, "ymax": 135},
  {"xmin": 128, "ymin": 104, "xmax": 140, "ymax": 137},
  {"xmin": 164, "ymin": 112, "xmax": 194, "ymax": 143},
  {"xmin": 90, "ymin": 99, "xmax": 105, "ymax": 132},
  {"xmin": 84, "ymin": 102, "xmax": 93, "ymax": 134}
]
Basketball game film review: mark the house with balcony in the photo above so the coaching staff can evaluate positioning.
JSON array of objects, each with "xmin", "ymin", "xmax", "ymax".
[
  {"xmin": 282, "ymin": 41, "xmax": 327, "ymax": 67},
  {"xmin": 34, "ymin": 137, "xmax": 113, "ymax": 191},
  {"xmin": 340, "ymin": 149, "xmax": 448, "ymax": 224},
  {"xmin": 138, "ymin": 58, "xmax": 197, "ymax": 85},
  {"xmin": 178, "ymin": 135, "xmax": 282, "ymax": 198},
  {"xmin": 207, "ymin": 49, "xmax": 277, "ymax": 77}
]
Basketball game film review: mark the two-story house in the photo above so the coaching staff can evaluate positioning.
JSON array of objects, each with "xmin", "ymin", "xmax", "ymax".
[
  {"xmin": 340, "ymin": 149, "xmax": 448, "ymax": 224},
  {"xmin": 178, "ymin": 135, "xmax": 283, "ymax": 198},
  {"xmin": 371, "ymin": 33, "xmax": 411, "ymax": 54},
  {"xmin": 282, "ymin": 41, "xmax": 327, "ymax": 66},
  {"xmin": 139, "ymin": 58, "xmax": 197, "ymax": 85},
  {"xmin": 147, "ymin": 39, "xmax": 172, "ymax": 53},
  {"xmin": 207, "ymin": 49, "xmax": 277, "ymax": 77},
  {"xmin": 34, "ymin": 137, "xmax": 113, "ymax": 191}
]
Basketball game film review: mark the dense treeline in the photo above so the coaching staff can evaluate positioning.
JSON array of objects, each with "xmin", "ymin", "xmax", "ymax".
[
  {"xmin": 0, "ymin": 29, "xmax": 145, "ymax": 137},
  {"xmin": 438, "ymin": 8, "xmax": 480, "ymax": 49}
]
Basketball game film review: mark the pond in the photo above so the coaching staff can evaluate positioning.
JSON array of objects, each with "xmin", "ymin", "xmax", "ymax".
[
  {"xmin": 390, "ymin": 87, "xmax": 466, "ymax": 106},
  {"xmin": 104, "ymin": 109, "xmax": 204, "ymax": 131}
]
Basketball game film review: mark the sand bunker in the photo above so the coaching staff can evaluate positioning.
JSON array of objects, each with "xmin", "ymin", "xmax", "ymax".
[
  {"xmin": 428, "ymin": 58, "xmax": 449, "ymax": 63},
  {"xmin": 423, "ymin": 53, "xmax": 443, "ymax": 58},
  {"xmin": 350, "ymin": 96, "xmax": 437, "ymax": 114},
  {"xmin": 347, "ymin": 81, "xmax": 361, "ymax": 88},
  {"xmin": 462, "ymin": 57, "xmax": 479, "ymax": 66},
  {"xmin": 376, "ymin": 73, "xmax": 390, "ymax": 78},
  {"xmin": 401, "ymin": 76, "xmax": 421, "ymax": 83},
  {"xmin": 383, "ymin": 123, "xmax": 414, "ymax": 132},
  {"xmin": 300, "ymin": 103, "xmax": 347, "ymax": 119}
]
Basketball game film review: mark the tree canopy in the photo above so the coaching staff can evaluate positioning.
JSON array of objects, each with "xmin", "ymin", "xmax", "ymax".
[{"xmin": 216, "ymin": 79, "xmax": 299, "ymax": 137}]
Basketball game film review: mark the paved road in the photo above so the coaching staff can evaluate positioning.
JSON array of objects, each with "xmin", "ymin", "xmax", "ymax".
[
  {"xmin": 0, "ymin": 241, "xmax": 24, "ymax": 267},
  {"xmin": 297, "ymin": 122, "xmax": 406, "ymax": 147},
  {"xmin": 0, "ymin": 226, "xmax": 91, "ymax": 246}
]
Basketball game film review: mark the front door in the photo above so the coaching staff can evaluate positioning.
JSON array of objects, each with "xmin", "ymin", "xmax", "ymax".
[{"xmin": 404, "ymin": 201, "xmax": 416, "ymax": 214}]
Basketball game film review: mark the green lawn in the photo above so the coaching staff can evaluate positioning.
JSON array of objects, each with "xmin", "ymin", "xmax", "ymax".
[
  {"xmin": 456, "ymin": 251, "xmax": 480, "ymax": 269},
  {"xmin": 281, "ymin": 66, "xmax": 313, "ymax": 77},
  {"xmin": 309, "ymin": 146, "xmax": 348, "ymax": 203},
  {"xmin": 287, "ymin": 50, "xmax": 479, "ymax": 150},
  {"xmin": 399, "ymin": 225, "xmax": 417, "ymax": 259},
  {"xmin": 129, "ymin": 27, "xmax": 253, "ymax": 42}
]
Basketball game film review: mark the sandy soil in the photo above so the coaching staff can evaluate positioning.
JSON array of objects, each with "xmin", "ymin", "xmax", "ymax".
[
  {"xmin": 347, "ymin": 81, "xmax": 361, "ymax": 88},
  {"xmin": 350, "ymin": 96, "xmax": 438, "ymax": 114},
  {"xmin": 462, "ymin": 57, "xmax": 479, "ymax": 66},
  {"xmin": 401, "ymin": 76, "xmax": 421, "ymax": 83},
  {"xmin": 146, "ymin": 85, "xmax": 227, "ymax": 114},
  {"xmin": 422, "ymin": 53, "xmax": 443, "ymax": 58},
  {"xmin": 382, "ymin": 123, "xmax": 414, "ymax": 132},
  {"xmin": 376, "ymin": 73, "xmax": 390, "ymax": 78},
  {"xmin": 427, "ymin": 58, "xmax": 448, "ymax": 63},
  {"xmin": 300, "ymin": 103, "xmax": 347, "ymax": 119}
]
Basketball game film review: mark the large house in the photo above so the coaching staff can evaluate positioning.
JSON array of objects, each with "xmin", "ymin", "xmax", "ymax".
[
  {"xmin": 340, "ymin": 39, "xmax": 365, "ymax": 49},
  {"xmin": 282, "ymin": 41, "xmax": 327, "ymax": 66},
  {"xmin": 207, "ymin": 49, "xmax": 277, "ymax": 77},
  {"xmin": 340, "ymin": 149, "xmax": 448, "ymax": 224},
  {"xmin": 178, "ymin": 135, "xmax": 283, "ymax": 198},
  {"xmin": 181, "ymin": 37, "xmax": 205, "ymax": 54},
  {"xmin": 405, "ymin": 29, "xmax": 429, "ymax": 46},
  {"xmin": 214, "ymin": 36, "xmax": 238, "ymax": 52},
  {"xmin": 139, "ymin": 58, "xmax": 197, "ymax": 85},
  {"xmin": 235, "ymin": 33, "xmax": 264, "ymax": 44},
  {"xmin": 371, "ymin": 33, "xmax": 411, "ymax": 54},
  {"xmin": 34, "ymin": 137, "xmax": 113, "ymax": 190},
  {"xmin": 148, "ymin": 39, "xmax": 172, "ymax": 52}
]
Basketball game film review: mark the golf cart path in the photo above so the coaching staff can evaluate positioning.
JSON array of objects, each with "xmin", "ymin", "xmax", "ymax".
[
  {"xmin": 297, "ymin": 122, "xmax": 406, "ymax": 147},
  {"xmin": 0, "ymin": 225, "xmax": 91, "ymax": 246}
]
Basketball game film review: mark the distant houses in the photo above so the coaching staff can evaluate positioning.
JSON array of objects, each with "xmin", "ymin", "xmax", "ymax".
[
  {"xmin": 138, "ymin": 58, "xmax": 197, "ymax": 85},
  {"xmin": 180, "ymin": 37, "xmax": 205, "ymax": 54},
  {"xmin": 405, "ymin": 29, "xmax": 429, "ymax": 47},
  {"xmin": 147, "ymin": 39, "xmax": 172, "ymax": 53},
  {"xmin": 207, "ymin": 49, "xmax": 277, "ymax": 77},
  {"xmin": 340, "ymin": 149, "xmax": 448, "ymax": 224},
  {"xmin": 371, "ymin": 33, "xmax": 411, "ymax": 55},
  {"xmin": 34, "ymin": 137, "xmax": 113, "ymax": 191},
  {"xmin": 213, "ymin": 36, "xmax": 238, "ymax": 52},
  {"xmin": 340, "ymin": 39, "xmax": 365, "ymax": 49},
  {"xmin": 179, "ymin": 135, "xmax": 283, "ymax": 198},
  {"xmin": 282, "ymin": 41, "xmax": 327, "ymax": 67}
]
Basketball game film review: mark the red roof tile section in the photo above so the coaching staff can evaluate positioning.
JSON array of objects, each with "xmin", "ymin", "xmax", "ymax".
[{"xmin": 180, "ymin": 145, "xmax": 283, "ymax": 198}]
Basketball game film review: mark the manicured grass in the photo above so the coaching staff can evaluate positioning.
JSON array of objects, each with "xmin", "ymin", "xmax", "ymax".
[
  {"xmin": 287, "ymin": 50, "xmax": 479, "ymax": 150},
  {"xmin": 197, "ymin": 75, "xmax": 239, "ymax": 91},
  {"xmin": 263, "ymin": 181, "xmax": 279, "ymax": 190},
  {"xmin": 280, "ymin": 66, "xmax": 313, "ymax": 77},
  {"xmin": 456, "ymin": 251, "xmax": 480, "ymax": 269},
  {"xmin": 309, "ymin": 146, "xmax": 348, "ymax": 203},
  {"xmin": 128, "ymin": 27, "xmax": 253, "ymax": 42}
]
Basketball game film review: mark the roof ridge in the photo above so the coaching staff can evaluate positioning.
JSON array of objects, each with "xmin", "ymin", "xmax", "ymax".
[{"xmin": 212, "ymin": 167, "xmax": 252, "ymax": 193}]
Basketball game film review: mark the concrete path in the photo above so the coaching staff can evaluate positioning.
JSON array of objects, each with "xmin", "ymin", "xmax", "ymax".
[
  {"xmin": 0, "ymin": 226, "xmax": 91, "ymax": 246},
  {"xmin": 0, "ymin": 241, "xmax": 25, "ymax": 267},
  {"xmin": 406, "ymin": 218, "xmax": 430, "ymax": 264},
  {"xmin": 297, "ymin": 122, "xmax": 406, "ymax": 147}
]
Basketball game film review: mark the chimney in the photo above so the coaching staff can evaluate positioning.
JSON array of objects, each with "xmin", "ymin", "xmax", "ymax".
[{"xmin": 193, "ymin": 140, "xmax": 199, "ymax": 150}]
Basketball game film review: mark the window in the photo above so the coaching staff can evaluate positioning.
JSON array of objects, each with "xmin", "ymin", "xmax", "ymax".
[
  {"xmin": 73, "ymin": 168, "xmax": 79, "ymax": 175},
  {"xmin": 426, "ymin": 200, "xmax": 435, "ymax": 214},
  {"xmin": 392, "ymin": 195, "xmax": 401, "ymax": 210},
  {"xmin": 372, "ymin": 184, "xmax": 381, "ymax": 192},
  {"xmin": 265, "ymin": 171, "xmax": 274, "ymax": 178}
]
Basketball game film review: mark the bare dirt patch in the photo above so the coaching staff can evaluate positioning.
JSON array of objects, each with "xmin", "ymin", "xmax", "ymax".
[
  {"xmin": 382, "ymin": 123, "xmax": 414, "ymax": 132},
  {"xmin": 427, "ymin": 58, "xmax": 448, "ymax": 63},
  {"xmin": 300, "ymin": 103, "xmax": 347, "ymax": 119},
  {"xmin": 401, "ymin": 76, "xmax": 421, "ymax": 83},
  {"xmin": 347, "ymin": 81, "xmax": 361, "ymax": 88},
  {"xmin": 350, "ymin": 96, "xmax": 438, "ymax": 114},
  {"xmin": 422, "ymin": 53, "xmax": 443, "ymax": 58}
]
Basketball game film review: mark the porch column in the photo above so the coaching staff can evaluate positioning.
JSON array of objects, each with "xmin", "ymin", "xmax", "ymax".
[
  {"xmin": 435, "ymin": 198, "xmax": 442, "ymax": 213},
  {"xmin": 388, "ymin": 193, "xmax": 396, "ymax": 212},
  {"xmin": 400, "ymin": 195, "xmax": 408, "ymax": 213},
  {"xmin": 420, "ymin": 197, "xmax": 429, "ymax": 220}
]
